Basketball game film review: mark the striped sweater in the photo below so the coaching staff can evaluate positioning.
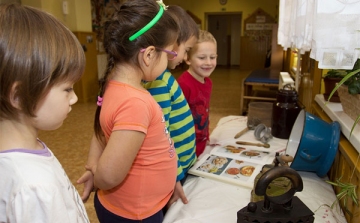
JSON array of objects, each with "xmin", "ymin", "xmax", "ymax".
[{"xmin": 143, "ymin": 69, "xmax": 197, "ymax": 181}]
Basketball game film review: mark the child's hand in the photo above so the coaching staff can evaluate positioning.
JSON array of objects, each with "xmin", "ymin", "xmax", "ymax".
[
  {"xmin": 166, "ymin": 181, "xmax": 188, "ymax": 209},
  {"xmin": 84, "ymin": 164, "xmax": 97, "ymax": 175},
  {"xmin": 77, "ymin": 170, "xmax": 95, "ymax": 202}
]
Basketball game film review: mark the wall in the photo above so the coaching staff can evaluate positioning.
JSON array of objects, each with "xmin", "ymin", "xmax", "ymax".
[
  {"xmin": 165, "ymin": 0, "xmax": 279, "ymax": 35},
  {"xmin": 21, "ymin": 0, "xmax": 97, "ymax": 103},
  {"xmin": 0, "ymin": 0, "xmax": 21, "ymax": 4},
  {"xmin": 74, "ymin": 0, "xmax": 92, "ymax": 32},
  {"xmin": 17, "ymin": 0, "xmax": 279, "ymax": 32},
  {"xmin": 165, "ymin": 0, "xmax": 279, "ymax": 68},
  {"xmin": 21, "ymin": 0, "xmax": 92, "ymax": 32}
]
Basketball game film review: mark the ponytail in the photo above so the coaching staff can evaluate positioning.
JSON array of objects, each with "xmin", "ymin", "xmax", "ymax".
[{"xmin": 93, "ymin": 55, "xmax": 115, "ymax": 141}]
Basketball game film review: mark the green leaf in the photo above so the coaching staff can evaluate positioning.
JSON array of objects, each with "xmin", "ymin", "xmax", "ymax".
[
  {"xmin": 348, "ymin": 80, "xmax": 360, "ymax": 94},
  {"xmin": 325, "ymin": 178, "xmax": 359, "ymax": 215},
  {"xmin": 353, "ymin": 59, "xmax": 360, "ymax": 70},
  {"xmin": 325, "ymin": 69, "xmax": 347, "ymax": 78},
  {"xmin": 327, "ymin": 68, "xmax": 360, "ymax": 101},
  {"xmin": 349, "ymin": 114, "xmax": 360, "ymax": 137},
  {"xmin": 336, "ymin": 190, "xmax": 347, "ymax": 199},
  {"xmin": 326, "ymin": 180, "xmax": 339, "ymax": 186}
]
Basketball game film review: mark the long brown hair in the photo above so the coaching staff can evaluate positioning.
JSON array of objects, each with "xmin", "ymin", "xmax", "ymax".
[{"xmin": 94, "ymin": 0, "xmax": 179, "ymax": 141}]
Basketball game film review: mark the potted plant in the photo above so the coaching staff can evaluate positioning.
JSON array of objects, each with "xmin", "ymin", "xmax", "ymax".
[
  {"xmin": 325, "ymin": 177, "xmax": 359, "ymax": 217},
  {"xmin": 326, "ymin": 58, "xmax": 360, "ymax": 219},
  {"xmin": 328, "ymin": 58, "xmax": 360, "ymax": 133},
  {"xmin": 323, "ymin": 69, "xmax": 347, "ymax": 102}
]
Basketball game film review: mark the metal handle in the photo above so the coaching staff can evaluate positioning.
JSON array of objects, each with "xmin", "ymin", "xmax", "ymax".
[{"xmin": 255, "ymin": 166, "xmax": 303, "ymax": 212}]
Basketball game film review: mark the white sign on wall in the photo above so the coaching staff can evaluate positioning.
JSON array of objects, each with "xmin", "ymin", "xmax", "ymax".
[
  {"xmin": 246, "ymin": 23, "xmax": 273, "ymax": 30},
  {"xmin": 256, "ymin": 15, "xmax": 266, "ymax": 23}
]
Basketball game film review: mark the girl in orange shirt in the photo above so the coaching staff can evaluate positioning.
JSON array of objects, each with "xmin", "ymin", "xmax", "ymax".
[{"xmin": 81, "ymin": 0, "xmax": 179, "ymax": 222}]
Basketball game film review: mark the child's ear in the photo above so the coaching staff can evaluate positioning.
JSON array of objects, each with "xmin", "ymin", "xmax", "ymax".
[
  {"xmin": 185, "ymin": 59, "xmax": 191, "ymax": 66},
  {"xmin": 139, "ymin": 46, "xmax": 156, "ymax": 67},
  {"xmin": 9, "ymin": 81, "xmax": 21, "ymax": 109}
]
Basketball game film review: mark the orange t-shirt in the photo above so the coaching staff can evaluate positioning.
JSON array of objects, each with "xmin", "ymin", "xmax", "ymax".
[{"xmin": 97, "ymin": 81, "xmax": 177, "ymax": 220}]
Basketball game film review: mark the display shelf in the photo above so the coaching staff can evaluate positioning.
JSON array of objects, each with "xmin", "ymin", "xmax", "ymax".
[{"xmin": 315, "ymin": 94, "xmax": 360, "ymax": 154}]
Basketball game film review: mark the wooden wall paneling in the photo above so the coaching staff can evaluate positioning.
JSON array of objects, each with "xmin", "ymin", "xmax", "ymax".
[
  {"xmin": 312, "ymin": 102, "xmax": 360, "ymax": 223},
  {"xmin": 270, "ymin": 24, "xmax": 283, "ymax": 71},
  {"xmin": 240, "ymin": 36, "xmax": 269, "ymax": 70},
  {"xmin": 330, "ymin": 137, "xmax": 360, "ymax": 223},
  {"xmin": 298, "ymin": 52, "xmax": 312, "ymax": 112},
  {"xmin": 73, "ymin": 32, "xmax": 99, "ymax": 103},
  {"xmin": 240, "ymin": 8, "xmax": 274, "ymax": 71},
  {"xmin": 310, "ymin": 60, "xmax": 323, "ymax": 108},
  {"xmin": 303, "ymin": 54, "xmax": 323, "ymax": 105},
  {"xmin": 283, "ymin": 48, "xmax": 291, "ymax": 73},
  {"xmin": 297, "ymin": 52, "xmax": 323, "ymax": 114}
]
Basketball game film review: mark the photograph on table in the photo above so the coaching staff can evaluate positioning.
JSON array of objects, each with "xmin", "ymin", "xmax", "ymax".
[
  {"xmin": 189, "ymin": 154, "xmax": 263, "ymax": 188},
  {"xmin": 211, "ymin": 145, "xmax": 280, "ymax": 163}
]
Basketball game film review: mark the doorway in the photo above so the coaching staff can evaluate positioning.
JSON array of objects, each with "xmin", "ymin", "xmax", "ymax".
[{"xmin": 206, "ymin": 12, "xmax": 242, "ymax": 67}]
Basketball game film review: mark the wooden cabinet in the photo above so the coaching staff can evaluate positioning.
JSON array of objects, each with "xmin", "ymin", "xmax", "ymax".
[
  {"xmin": 239, "ymin": 8, "xmax": 276, "ymax": 70},
  {"xmin": 312, "ymin": 101, "xmax": 360, "ymax": 223},
  {"xmin": 240, "ymin": 37, "xmax": 269, "ymax": 70},
  {"xmin": 73, "ymin": 32, "xmax": 99, "ymax": 103}
]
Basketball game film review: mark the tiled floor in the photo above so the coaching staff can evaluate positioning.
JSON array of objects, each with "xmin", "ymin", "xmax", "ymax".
[{"xmin": 38, "ymin": 66, "xmax": 250, "ymax": 222}]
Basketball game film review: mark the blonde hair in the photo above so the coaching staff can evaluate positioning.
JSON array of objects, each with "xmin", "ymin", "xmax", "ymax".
[
  {"xmin": 0, "ymin": 3, "xmax": 85, "ymax": 120},
  {"xmin": 187, "ymin": 30, "xmax": 217, "ymax": 59}
]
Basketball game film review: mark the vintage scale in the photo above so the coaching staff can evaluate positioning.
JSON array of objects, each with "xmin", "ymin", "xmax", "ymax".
[{"xmin": 237, "ymin": 153, "xmax": 314, "ymax": 223}]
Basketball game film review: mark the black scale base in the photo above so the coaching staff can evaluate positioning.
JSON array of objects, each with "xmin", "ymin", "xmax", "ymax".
[{"xmin": 237, "ymin": 196, "xmax": 314, "ymax": 223}]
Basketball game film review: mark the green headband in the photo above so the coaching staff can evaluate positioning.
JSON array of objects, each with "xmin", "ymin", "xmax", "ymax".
[{"xmin": 129, "ymin": 1, "xmax": 167, "ymax": 41}]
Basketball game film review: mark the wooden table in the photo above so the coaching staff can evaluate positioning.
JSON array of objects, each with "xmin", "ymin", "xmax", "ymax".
[{"xmin": 240, "ymin": 69, "xmax": 279, "ymax": 114}]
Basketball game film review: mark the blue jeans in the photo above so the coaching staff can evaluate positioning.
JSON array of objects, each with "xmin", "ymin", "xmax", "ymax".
[{"xmin": 94, "ymin": 192, "xmax": 164, "ymax": 223}]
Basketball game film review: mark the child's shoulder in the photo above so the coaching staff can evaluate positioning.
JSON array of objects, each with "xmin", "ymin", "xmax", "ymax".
[
  {"xmin": 144, "ymin": 70, "xmax": 178, "ymax": 90},
  {"xmin": 1, "ymin": 152, "xmax": 61, "ymax": 183},
  {"xmin": 161, "ymin": 69, "xmax": 176, "ymax": 81},
  {"xmin": 177, "ymin": 70, "xmax": 191, "ymax": 81}
]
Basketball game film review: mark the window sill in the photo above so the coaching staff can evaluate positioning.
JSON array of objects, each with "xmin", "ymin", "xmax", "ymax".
[{"xmin": 315, "ymin": 94, "xmax": 360, "ymax": 154}]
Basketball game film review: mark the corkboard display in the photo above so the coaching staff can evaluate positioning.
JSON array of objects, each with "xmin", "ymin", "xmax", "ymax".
[{"xmin": 244, "ymin": 8, "xmax": 275, "ymax": 42}]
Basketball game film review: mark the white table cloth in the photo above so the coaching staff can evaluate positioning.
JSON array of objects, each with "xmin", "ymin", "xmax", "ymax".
[{"xmin": 163, "ymin": 116, "xmax": 347, "ymax": 223}]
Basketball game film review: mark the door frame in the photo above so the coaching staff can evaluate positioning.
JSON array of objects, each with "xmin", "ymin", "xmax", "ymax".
[{"xmin": 205, "ymin": 12, "xmax": 242, "ymax": 66}]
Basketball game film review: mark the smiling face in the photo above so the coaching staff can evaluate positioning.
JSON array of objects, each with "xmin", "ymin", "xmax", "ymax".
[
  {"xmin": 186, "ymin": 41, "xmax": 217, "ymax": 83},
  {"xmin": 167, "ymin": 35, "xmax": 197, "ymax": 69},
  {"xmin": 32, "ymin": 81, "xmax": 78, "ymax": 131}
]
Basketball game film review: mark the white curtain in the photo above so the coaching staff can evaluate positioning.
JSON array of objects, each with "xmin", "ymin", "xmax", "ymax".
[{"xmin": 278, "ymin": 0, "xmax": 360, "ymax": 69}]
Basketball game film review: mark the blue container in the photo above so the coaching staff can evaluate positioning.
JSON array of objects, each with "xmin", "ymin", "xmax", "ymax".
[{"xmin": 285, "ymin": 109, "xmax": 340, "ymax": 177}]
